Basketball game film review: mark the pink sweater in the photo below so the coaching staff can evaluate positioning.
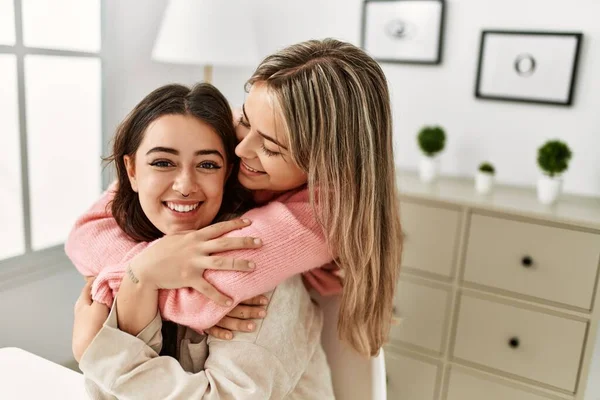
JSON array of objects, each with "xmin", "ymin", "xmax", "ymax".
[{"xmin": 65, "ymin": 186, "xmax": 342, "ymax": 332}]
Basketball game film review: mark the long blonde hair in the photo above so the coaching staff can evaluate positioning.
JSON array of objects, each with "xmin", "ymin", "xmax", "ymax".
[{"xmin": 248, "ymin": 39, "xmax": 403, "ymax": 357}]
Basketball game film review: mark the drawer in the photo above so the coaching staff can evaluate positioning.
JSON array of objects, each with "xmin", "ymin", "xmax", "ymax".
[
  {"xmin": 385, "ymin": 351, "xmax": 438, "ymax": 400},
  {"xmin": 400, "ymin": 201, "xmax": 461, "ymax": 278},
  {"xmin": 390, "ymin": 279, "xmax": 450, "ymax": 353},
  {"xmin": 452, "ymin": 295, "xmax": 587, "ymax": 391},
  {"xmin": 464, "ymin": 214, "xmax": 600, "ymax": 309},
  {"xmin": 447, "ymin": 369, "xmax": 556, "ymax": 400}
]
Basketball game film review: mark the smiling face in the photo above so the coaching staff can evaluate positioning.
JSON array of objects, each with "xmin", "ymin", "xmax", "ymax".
[
  {"xmin": 124, "ymin": 114, "xmax": 228, "ymax": 235},
  {"xmin": 235, "ymin": 82, "xmax": 307, "ymax": 193}
]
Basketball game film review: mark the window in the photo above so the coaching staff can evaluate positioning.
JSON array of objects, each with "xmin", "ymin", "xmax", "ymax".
[{"xmin": 0, "ymin": 0, "xmax": 103, "ymax": 274}]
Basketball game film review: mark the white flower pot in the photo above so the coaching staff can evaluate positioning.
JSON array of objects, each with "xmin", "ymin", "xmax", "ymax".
[
  {"xmin": 419, "ymin": 156, "xmax": 438, "ymax": 183},
  {"xmin": 475, "ymin": 172, "xmax": 494, "ymax": 194},
  {"xmin": 537, "ymin": 175, "xmax": 562, "ymax": 205}
]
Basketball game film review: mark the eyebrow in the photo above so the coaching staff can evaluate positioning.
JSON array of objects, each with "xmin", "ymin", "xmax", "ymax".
[
  {"xmin": 242, "ymin": 104, "xmax": 289, "ymax": 151},
  {"xmin": 145, "ymin": 147, "xmax": 224, "ymax": 160}
]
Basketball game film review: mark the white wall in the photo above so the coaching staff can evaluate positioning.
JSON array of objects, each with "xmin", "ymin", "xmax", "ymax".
[
  {"xmin": 386, "ymin": 0, "xmax": 600, "ymax": 197},
  {"xmin": 103, "ymin": 0, "xmax": 207, "ymax": 137}
]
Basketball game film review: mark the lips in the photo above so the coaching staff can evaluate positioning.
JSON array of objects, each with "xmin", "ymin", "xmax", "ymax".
[
  {"xmin": 241, "ymin": 161, "xmax": 266, "ymax": 174},
  {"xmin": 165, "ymin": 201, "xmax": 200, "ymax": 213},
  {"xmin": 240, "ymin": 161, "xmax": 266, "ymax": 175},
  {"xmin": 162, "ymin": 200, "xmax": 204, "ymax": 215}
]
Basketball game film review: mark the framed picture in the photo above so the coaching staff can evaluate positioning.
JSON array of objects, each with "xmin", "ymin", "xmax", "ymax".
[
  {"xmin": 361, "ymin": 0, "xmax": 445, "ymax": 65},
  {"xmin": 475, "ymin": 30, "xmax": 583, "ymax": 106}
]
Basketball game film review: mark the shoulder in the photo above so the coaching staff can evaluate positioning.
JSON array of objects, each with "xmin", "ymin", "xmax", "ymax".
[{"xmin": 242, "ymin": 187, "xmax": 314, "ymax": 226}]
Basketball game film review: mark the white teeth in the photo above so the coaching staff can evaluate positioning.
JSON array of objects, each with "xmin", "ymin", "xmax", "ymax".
[
  {"xmin": 166, "ymin": 202, "xmax": 200, "ymax": 213},
  {"xmin": 244, "ymin": 163, "xmax": 261, "ymax": 173}
]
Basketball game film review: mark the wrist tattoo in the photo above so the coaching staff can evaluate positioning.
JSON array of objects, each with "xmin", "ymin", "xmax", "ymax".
[{"xmin": 126, "ymin": 264, "xmax": 140, "ymax": 284}]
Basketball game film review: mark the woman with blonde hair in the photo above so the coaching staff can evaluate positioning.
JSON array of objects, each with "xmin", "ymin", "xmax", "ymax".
[{"xmin": 71, "ymin": 38, "xmax": 402, "ymax": 397}]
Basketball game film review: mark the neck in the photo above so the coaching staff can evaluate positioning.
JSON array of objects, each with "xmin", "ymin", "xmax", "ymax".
[{"xmin": 252, "ymin": 190, "xmax": 278, "ymax": 204}]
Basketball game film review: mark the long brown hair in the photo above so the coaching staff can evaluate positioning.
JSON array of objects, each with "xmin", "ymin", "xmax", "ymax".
[
  {"xmin": 104, "ymin": 83, "xmax": 249, "ymax": 242},
  {"xmin": 248, "ymin": 39, "xmax": 403, "ymax": 357}
]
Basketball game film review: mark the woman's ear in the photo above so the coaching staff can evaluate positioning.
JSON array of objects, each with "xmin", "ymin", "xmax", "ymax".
[{"xmin": 123, "ymin": 155, "xmax": 138, "ymax": 192}]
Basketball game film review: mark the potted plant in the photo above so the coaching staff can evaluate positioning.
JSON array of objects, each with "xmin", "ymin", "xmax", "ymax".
[
  {"xmin": 536, "ymin": 140, "xmax": 572, "ymax": 205},
  {"xmin": 417, "ymin": 126, "xmax": 446, "ymax": 183},
  {"xmin": 475, "ymin": 162, "xmax": 495, "ymax": 194}
]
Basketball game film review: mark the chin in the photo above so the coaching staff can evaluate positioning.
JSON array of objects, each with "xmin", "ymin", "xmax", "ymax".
[
  {"xmin": 168, "ymin": 224, "xmax": 198, "ymax": 235},
  {"xmin": 238, "ymin": 175, "xmax": 264, "ymax": 190}
]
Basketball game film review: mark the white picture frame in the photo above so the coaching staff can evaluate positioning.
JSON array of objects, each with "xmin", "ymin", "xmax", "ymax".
[
  {"xmin": 361, "ymin": 0, "xmax": 445, "ymax": 65},
  {"xmin": 475, "ymin": 31, "xmax": 583, "ymax": 106}
]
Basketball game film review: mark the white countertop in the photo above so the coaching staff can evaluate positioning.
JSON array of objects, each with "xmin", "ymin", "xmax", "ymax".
[
  {"xmin": 0, "ymin": 347, "xmax": 86, "ymax": 399},
  {"xmin": 397, "ymin": 170, "xmax": 600, "ymax": 231}
]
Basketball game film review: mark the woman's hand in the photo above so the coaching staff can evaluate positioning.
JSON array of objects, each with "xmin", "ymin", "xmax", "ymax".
[
  {"xmin": 206, "ymin": 294, "xmax": 270, "ymax": 340},
  {"xmin": 130, "ymin": 218, "xmax": 262, "ymax": 306},
  {"xmin": 72, "ymin": 279, "xmax": 110, "ymax": 362}
]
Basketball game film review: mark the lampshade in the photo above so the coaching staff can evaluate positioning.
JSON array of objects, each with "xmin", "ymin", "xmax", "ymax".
[{"xmin": 152, "ymin": 0, "xmax": 260, "ymax": 68}]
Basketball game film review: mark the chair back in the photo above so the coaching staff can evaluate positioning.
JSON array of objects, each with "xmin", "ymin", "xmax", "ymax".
[{"xmin": 314, "ymin": 294, "xmax": 387, "ymax": 400}]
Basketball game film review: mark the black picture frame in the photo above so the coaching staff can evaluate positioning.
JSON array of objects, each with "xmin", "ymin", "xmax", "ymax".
[
  {"xmin": 474, "ymin": 30, "xmax": 583, "ymax": 106},
  {"xmin": 361, "ymin": 0, "xmax": 446, "ymax": 65}
]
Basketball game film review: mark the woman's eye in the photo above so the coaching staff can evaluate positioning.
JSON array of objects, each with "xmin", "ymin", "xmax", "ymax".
[
  {"xmin": 261, "ymin": 144, "xmax": 280, "ymax": 157},
  {"xmin": 198, "ymin": 161, "xmax": 222, "ymax": 170},
  {"xmin": 239, "ymin": 118, "xmax": 251, "ymax": 128},
  {"xmin": 150, "ymin": 160, "xmax": 173, "ymax": 168}
]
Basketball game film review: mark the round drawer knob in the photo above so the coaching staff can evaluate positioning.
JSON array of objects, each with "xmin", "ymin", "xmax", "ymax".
[
  {"xmin": 508, "ymin": 337, "xmax": 520, "ymax": 349},
  {"xmin": 521, "ymin": 256, "xmax": 533, "ymax": 267}
]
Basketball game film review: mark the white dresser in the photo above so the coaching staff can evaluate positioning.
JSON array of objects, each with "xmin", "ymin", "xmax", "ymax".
[{"xmin": 385, "ymin": 172, "xmax": 600, "ymax": 400}]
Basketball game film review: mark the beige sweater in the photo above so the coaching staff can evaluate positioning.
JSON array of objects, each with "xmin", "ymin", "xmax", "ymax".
[{"xmin": 79, "ymin": 275, "xmax": 335, "ymax": 399}]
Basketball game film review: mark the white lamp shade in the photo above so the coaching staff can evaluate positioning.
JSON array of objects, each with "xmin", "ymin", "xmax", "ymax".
[{"xmin": 152, "ymin": 0, "xmax": 260, "ymax": 68}]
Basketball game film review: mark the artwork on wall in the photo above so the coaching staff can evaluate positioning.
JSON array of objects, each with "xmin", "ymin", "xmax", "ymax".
[
  {"xmin": 361, "ymin": 0, "xmax": 445, "ymax": 65},
  {"xmin": 475, "ymin": 30, "xmax": 583, "ymax": 106}
]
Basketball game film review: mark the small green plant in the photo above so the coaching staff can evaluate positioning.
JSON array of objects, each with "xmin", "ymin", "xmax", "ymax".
[
  {"xmin": 537, "ymin": 140, "xmax": 572, "ymax": 177},
  {"xmin": 417, "ymin": 126, "xmax": 446, "ymax": 157},
  {"xmin": 478, "ymin": 162, "xmax": 495, "ymax": 175}
]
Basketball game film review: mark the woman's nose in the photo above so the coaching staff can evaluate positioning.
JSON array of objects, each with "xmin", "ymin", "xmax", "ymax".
[
  {"xmin": 235, "ymin": 130, "xmax": 258, "ymax": 159},
  {"xmin": 172, "ymin": 169, "xmax": 199, "ymax": 197}
]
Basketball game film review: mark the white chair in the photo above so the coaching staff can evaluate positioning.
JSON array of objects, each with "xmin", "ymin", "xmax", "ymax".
[{"xmin": 314, "ymin": 293, "xmax": 388, "ymax": 400}]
